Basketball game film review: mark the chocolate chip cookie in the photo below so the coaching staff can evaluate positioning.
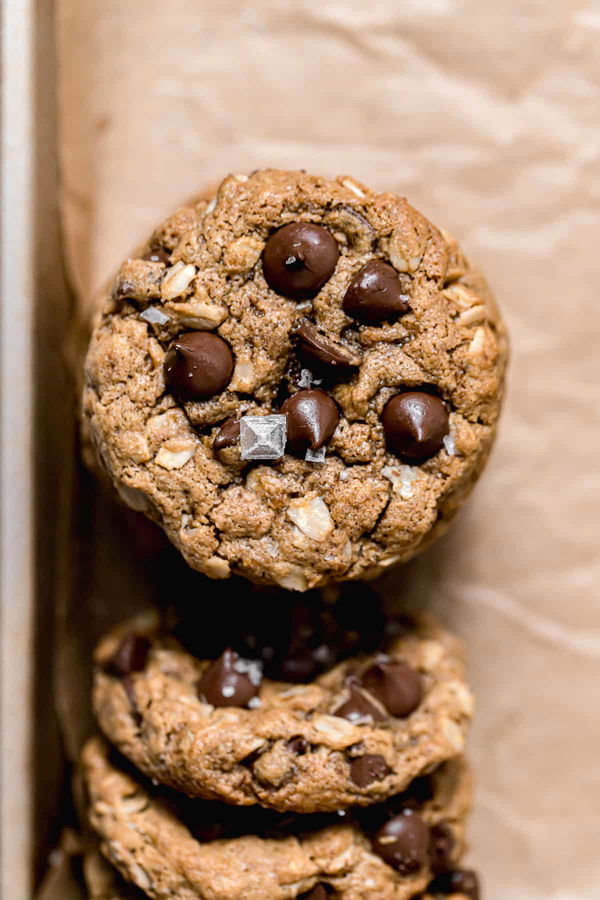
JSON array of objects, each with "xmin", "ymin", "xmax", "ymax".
[
  {"xmin": 82, "ymin": 169, "xmax": 507, "ymax": 590},
  {"xmin": 82, "ymin": 736, "xmax": 471, "ymax": 900},
  {"xmin": 93, "ymin": 611, "xmax": 472, "ymax": 813},
  {"xmin": 84, "ymin": 850, "xmax": 147, "ymax": 900}
]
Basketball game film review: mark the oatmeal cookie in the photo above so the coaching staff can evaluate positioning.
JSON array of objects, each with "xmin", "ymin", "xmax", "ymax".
[
  {"xmin": 93, "ymin": 611, "xmax": 472, "ymax": 813},
  {"xmin": 82, "ymin": 170, "xmax": 507, "ymax": 590},
  {"xmin": 82, "ymin": 736, "xmax": 471, "ymax": 900}
]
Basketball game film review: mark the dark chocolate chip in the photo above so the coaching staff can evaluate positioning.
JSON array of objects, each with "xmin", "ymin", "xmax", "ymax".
[
  {"xmin": 106, "ymin": 634, "xmax": 151, "ymax": 677},
  {"xmin": 382, "ymin": 392, "xmax": 449, "ymax": 462},
  {"xmin": 299, "ymin": 886, "xmax": 331, "ymax": 900},
  {"xmin": 343, "ymin": 259, "xmax": 411, "ymax": 323},
  {"xmin": 262, "ymin": 223, "xmax": 339, "ymax": 299},
  {"xmin": 213, "ymin": 417, "xmax": 241, "ymax": 451},
  {"xmin": 332, "ymin": 678, "xmax": 388, "ymax": 724},
  {"xmin": 360, "ymin": 659, "xmax": 423, "ymax": 718},
  {"xmin": 113, "ymin": 278, "xmax": 136, "ymax": 301},
  {"xmin": 371, "ymin": 810, "xmax": 429, "ymax": 874},
  {"xmin": 288, "ymin": 736, "xmax": 309, "ymax": 755},
  {"xmin": 164, "ymin": 332, "xmax": 234, "ymax": 401},
  {"xmin": 349, "ymin": 754, "xmax": 391, "ymax": 787},
  {"xmin": 428, "ymin": 869, "xmax": 480, "ymax": 900},
  {"xmin": 197, "ymin": 648, "xmax": 261, "ymax": 708},
  {"xmin": 142, "ymin": 247, "xmax": 170, "ymax": 265},
  {"xmin": 281, "ymin": 389, "xmax": 339, "ymax": 453},
  {"xmin": 294, "ymin": 320, "xmax": 361, "ymax": 371},
  {"xmin": 428, "ymin": 823, "xmax": 455, "ymax": 874}
]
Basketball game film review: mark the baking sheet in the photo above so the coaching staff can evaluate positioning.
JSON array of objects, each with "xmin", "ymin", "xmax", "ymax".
[{"xmin": 52, "ymin": 2, "xmax": 600, "ymax": 898}]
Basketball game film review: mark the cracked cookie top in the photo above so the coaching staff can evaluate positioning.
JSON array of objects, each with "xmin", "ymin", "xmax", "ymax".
[
  {"xmin": 93, "ymin": 609, "xmax": 472, "ymax": 813},
  {"xmin": 82, "ymin": 736, "xmax": 472, "ymax": 900},
  {"xmin": 83, "ymin": 170, "xmax": 507, "ymax": 590}
]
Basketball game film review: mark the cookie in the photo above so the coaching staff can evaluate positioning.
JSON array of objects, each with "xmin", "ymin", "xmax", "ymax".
[
  {"xmin": 82, "ymin": 736, "xmax": 471, "ymax": 900},
  {"xmin": 83, "ymin": 851, "xmax": 480, "ymax": 900},
  {"xmin": 84, "ymin": 849, "xmax": 147, "ymax": 900},
  {"xmin": 82, "ymin": 169, "xmax": 508, "ymax": 590},
  {"xmin": 93, "ymin": 611, "xmax": 472, "ymax": 812}
]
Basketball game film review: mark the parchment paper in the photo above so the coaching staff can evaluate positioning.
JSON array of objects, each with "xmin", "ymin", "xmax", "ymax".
[{"xmin": 53, "ymin": 2, "xmax": 600, "ymax": 898}]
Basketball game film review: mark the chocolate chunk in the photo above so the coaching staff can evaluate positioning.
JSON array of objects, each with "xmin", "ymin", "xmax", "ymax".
[
  {"xmin": 294, "ymin": 320, "xmax": 361, "ymax": 371},
  {"xmin": 106, "ymin": 634, "xmax": 151, "ymax": 677},
  {"xmin": 142, "ymin": 246, "xmax": 170, "ymax": 265},
  {"xmin": 213, "ymin": 417, "xmax": 241, "ymax": 451},
  {"xmin": 428, "ymin": 823, "xmax": 455, "ymax": 874},
  {"xmin": 164, "ymin": 332, "xmax": 234, "ymax": 401},
  {"xmin": 371, "ymin": 810, "xmax": 429, "ymax": 874},
  {"xmin": 360, "ymin": 659, "xmax": 423, "ymax": 718},
  {"xmin": 300, "ymin": 886, "xmax": 331, "ymax": 900},
  {"xmin": 332, "ymin": 678, "xmax": 388, "ymax": 724},
  {"xmin": 349, "ymin": 754, "xmax": 391, "ymax": 787},
  {"xmin": 382, "ymin": 392, "xmax": 449, "ymax": 462},
  {"xmin": 197, "ymin": 648, "xmax": 261, "ymax": 708},
  {"xmin": 262, "ymin": 223, "xmax": 339, "ymax": 299},
  {"xmin": 428, "ymin": 869, "xmax": 480, "ymax": 900},
  {"xmin": 343, "ymin": 259, "xmax": 411, "ymax": 323},
  {"xmin": 281, "ymin": 389, "xmax": 339, "ymax": 453}
]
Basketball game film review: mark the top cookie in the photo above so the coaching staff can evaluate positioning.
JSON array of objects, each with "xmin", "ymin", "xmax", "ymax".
[{"xmin": 83, "ymin": 170, "xmax": 507, "ymax": 590}]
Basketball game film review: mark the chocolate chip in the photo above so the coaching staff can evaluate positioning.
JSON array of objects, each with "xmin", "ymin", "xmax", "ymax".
[
  {"xmin": 299, "ymin": 886, "xmax": 331, "ymax": 900},
  {"xmin": 288, "ymin": 736, "xmax": 309, "ymax": 755},
  {"xmin": 164, "ymin": 332, "xmax": 234, "ymax": 401},
  {"xmin": 213, "ymin": 417, "xmax": 241, "ymax": 451},
  {"xmin": 428, "ymin": 823, "xmax": 455, "ymax": 874},
  {"xmin": 382, "ymin": 391, "xmax": 449, "ymax": 462},
  {"xmin": 197, "ymin": 648, "xmax": 261, "ymax": 708},
  {"xmin": 294, "ymin": 320, "xmax": 361, "ymax": 372},
  {"xmin": 371, "ymin": 810, "xmax": 429, "ymax": 874},
  {"xmin": 349, "ymin": 754, "xmax": 391, "ymax": 787},
  {"xmin": 142, "ymin": 246, "xmax": 170, "ymax": 265},
  {"xmin": 106, "ymin": 634, "xmax": 151, "ymax": 677},
  {"xmin": 360, "ymin": 659, "xmax": 423, "ymax": 718},
  {"xmin": 281, "ymin": 389, "xmax": 339, "ymax": 453},
  {"xmin": 343, "ymin": 259, "xmax": 411, "ymax": 323},
  {"xmin": 428, "ymin": 869, "xmax": 480, "ymax": 900},
  {"xmin": 332, "ymin": 678, "xmax": 388, "ymax": 724},
  {"xmin": 262, "ymin": 223, "xmax": 339, "ymax": 299}
]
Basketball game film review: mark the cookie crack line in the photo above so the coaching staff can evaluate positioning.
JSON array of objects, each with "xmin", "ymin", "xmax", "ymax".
[{"xmin": 82, "ymin": 169, "xmax": 507, "ymax": 589}]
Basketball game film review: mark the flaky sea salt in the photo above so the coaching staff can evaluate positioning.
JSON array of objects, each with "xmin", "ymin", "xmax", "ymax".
[
  {"xmin": 240, "ymin": 415, "xmax": 287, "ymax": 460},
  {"xmin": 233, "ymin": 657, "xmax": 263, "ymax": 686},
  {"xmin": 305, "ymin": 447, "xmax": 326, "ymax": 463},
  {"xmin": 298, "ymin": 368, "xmax": 313, "ymax": 388}
]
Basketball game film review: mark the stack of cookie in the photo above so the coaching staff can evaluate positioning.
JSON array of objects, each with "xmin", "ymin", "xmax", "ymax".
[{"xmin": 80, "ymin": 170, "xmax": 507, "ymax": 899}]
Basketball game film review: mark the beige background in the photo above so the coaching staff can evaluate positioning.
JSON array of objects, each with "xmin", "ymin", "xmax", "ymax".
[{"xmin": 56, "ymin": 2, "xmax": 600, "ymax": 898}]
